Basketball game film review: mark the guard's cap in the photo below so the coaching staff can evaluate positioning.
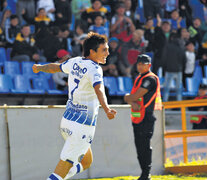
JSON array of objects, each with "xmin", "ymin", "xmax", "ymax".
[{"xmin": 137, "ymin": 54, "xmax": 151, "ymax": 64}]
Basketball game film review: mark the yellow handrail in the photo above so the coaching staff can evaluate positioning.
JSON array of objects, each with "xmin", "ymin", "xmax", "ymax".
[{"xmin": 162, "ymin": 99, "xmax": 207, "ymax": 164}]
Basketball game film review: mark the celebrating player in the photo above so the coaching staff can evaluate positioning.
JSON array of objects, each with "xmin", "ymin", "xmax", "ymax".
[{"xmin": 32, "ymin": 32, "xmax": 117, "ymax": 180}]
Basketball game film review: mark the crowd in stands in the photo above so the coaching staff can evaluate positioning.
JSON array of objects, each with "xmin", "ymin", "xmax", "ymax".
[{"xmin": 0, "ymin": 0, "xmax": 207, "ymax": 102}]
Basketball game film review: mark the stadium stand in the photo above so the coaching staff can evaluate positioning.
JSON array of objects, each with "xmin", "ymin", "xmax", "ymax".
[
  {"xmin": 4, "ymin": 61, "xmax": 20, "ymax": 77},
  {"xmin": 0, "ymin": 74, "xmax": 13, "ymax": 93}
]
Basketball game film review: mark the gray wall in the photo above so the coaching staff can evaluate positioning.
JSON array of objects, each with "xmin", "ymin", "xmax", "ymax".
[{"xmin": 0, "ymin": 106, "xmax": 164, "ymax": 180}]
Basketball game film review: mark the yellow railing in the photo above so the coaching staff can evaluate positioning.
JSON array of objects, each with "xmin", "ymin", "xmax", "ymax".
[{"xmin": 163, "ymin": 99, "xmax": 207, "ymax": 164}]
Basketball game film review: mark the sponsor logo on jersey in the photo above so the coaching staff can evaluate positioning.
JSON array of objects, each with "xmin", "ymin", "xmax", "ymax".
[
  {"xmin": 71, "ymin": 63, "xmax": 87, "ymax": 78},
  {"xmin": 78, "ymin": 154, "xmax": 84, "ymax": 163},
  {"xmin": 61, "ymin": 128, "xmax": 72, "ymax": 136}
]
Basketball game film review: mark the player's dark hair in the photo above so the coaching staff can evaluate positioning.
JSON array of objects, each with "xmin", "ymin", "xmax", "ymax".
[{"xmin": 83, "ymin": 32, "xmax": 108, "ymax": 57}]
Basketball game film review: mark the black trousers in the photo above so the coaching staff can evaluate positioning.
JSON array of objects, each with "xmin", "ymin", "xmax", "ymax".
[{"xmin": 132, "ymin": 113, "xmax": 156, "ymax": 175}]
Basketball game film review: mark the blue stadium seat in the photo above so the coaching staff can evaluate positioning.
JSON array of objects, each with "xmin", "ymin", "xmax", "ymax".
[
  {"xmin": 103, "ymin": 5, "xmax": 111, "ymax": 12},
  {"xmin": 7, "ymin": 0, "xmax": 16, "ymax": 14},
  {"xmin": 4, "ymin": 61, "xmax": 20, "ymax": 76},
  {"xmin": 117, "ymin": 77, "xmax": 133, "ymax": 95},
  {"xmin": 21, "ymin": 61, "xmax": 37, "ymax": 77},
  {"xmin": 193, "ymin": 65, "xmax": 203, "ymax": 80},
  {"xmin": 29, "ymin": 77, "xmax": 46, "ymax": 94},
  {"xmin": 29, "ymin": 76, "xmax": 63, "ymax": 95},
  {"xmin": 103, "ymin": 77, "xmax": 119, "ymax": 96},
  {"xmin": 0, "ymin": 47, "xmax": 7, "ymax": 66},
  {"xmin": 70, "ymin": 14, "xmax": 75, "ymax": 31},
  {"xmin": 191, "ymin": 3, "xmax": 204, "ymax": 20},
  {"xmin": 11, "ymin": 75, "xmax": 30, "ymax": 93},
  {"xmin": 202, "ymin": 78, "xmax": 207, "ymax": 85},
  {"xmin": 30, "ymin": 25, "xmax": 35, "ymax": 34},
  {"xmin": 47, "ymin": 77, "xmax": 64, "ymax": 95},
  {"xmin": 6, "ymin": 48, "xmax": 12, "ymax": 61},
  {"xmin": 0, "ymin": 74, "xmax": 13, "ymax": 93},
  {"xmin": 204, "ymin": 65, "xmax": 207, "ymax": 78},
  {"xmin": 183, "ymin": 77, "xmax": 200, "ymax": 96}
]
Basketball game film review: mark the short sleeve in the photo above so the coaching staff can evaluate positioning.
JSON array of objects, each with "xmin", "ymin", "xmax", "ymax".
[
  {"xmin": 88, "ymin": 66, "xmax": 103, "ymax": 87},
  {"xmin": 60, "ymin": 59, "xmax": 70, "ymax": 74},
  {"xmin": 141, "ymin": 76, "xmax": 156, "ymax": 91}
]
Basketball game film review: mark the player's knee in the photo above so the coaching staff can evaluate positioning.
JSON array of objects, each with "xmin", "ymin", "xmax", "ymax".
[{"xmin": 82, "ymin": 157, "xmax": 93, "ymax": 170}]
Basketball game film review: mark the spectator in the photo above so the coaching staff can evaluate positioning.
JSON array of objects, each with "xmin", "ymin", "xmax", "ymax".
[
  {"xmin": 36, "ymin": 0, "xmax": 55, "ymax": 21},
  {"xmin": 143, "ymin": 0, "xmax": 162, "ymax": 19},
  {"xmin": 16, "ymin": 0, "xmax": 36, "ymax": 24},
  {"xmin": 52, "ymin": 49, "xmax": 69, "ymax": 91},
  {"xmin": 35, "ymin": 26, "xmax": 62, "ymax": 62},
  {"xmin": 81, "ymin": 0, "xmax": 109, "ymax": 26},
  {"xmin": 178, "ymin": 28, "xmax": 190, "ymax": 49},
  {"xmin": 58, "ymin": 24, "xmax": 74, "ymax": 51},
  {"xmin": 5, "ymin": 14, "xmax": 21, "ymax": 46},
  {"xmin": 199, "ymin": 52, "xmax": 207, "ymax": 76},
  {"xmin": 119, "ymin": 29, "xmax": 146, "ymax": 76},
  {"xmin": 54, "ymin": 0, "xmax": 72, "ymax": 27},
  {"xmin": 124, "ymin": 0, "xmax": 135, "ymax": 23},
  {"xmin": 179, "ymin": 0, "xmax": 192, "ymax": 27},
  {"xmin": 0, "ymin": 8, "xmax": 11, "ymax": 29},
  {"xmin": 188, "ymin": 18, "xmax": 203, "ymax": 58},
  {"xmin": 190, "ymin": 84, "xmax": 207, "ymax": 129},
  {"xmin": 169, "ymin": 9, "xmax": 186, "ymax": 30},
  {"xmin": 71, "ymin": 0, "xmax": 91, "ymax": 21},
  {"xmin": 152, "ymin": 15, "xmax": 171, "ymax": 75},
  {"xmin": 143, "ymin": 16, "xmax": 155, "ymax": 52},
  {"xmin": 88, "ymin": 13, "xmax": 109, "ymax": 37},
  {"xmin": 33, "ymin": 8, "xmax": 51, "ymax": 32},
  {"xmin": 71, "ymin": 22, "xmax": 88, "ymax": 56},
  {"xmin": 161, "ymin": 0, "xmax": 178, "ymax": 19},
  {"xmin": 162, "ymin": 33, "xmax": 186, "ymax": 102},
  {"xmin": 101, "ymin": 37, "xmax": 120, "ymax": 76},
  {"xmin": 183, "ymin": 41, "xmax": 196, "ymax": 88},
  {"xmin": 0, "ymin": 26, "xmax": 6, "ymax": 47},
  {"xmin": 11, "ymin": 24, "xmax": 46, "ymax": 62},
  {"xmin": 110, "ymin": 2, "xmax": 135, "ymax": 42},
  {"xmin": 0, "ymin": 0, "xmax": 7, "ymax": 12}
]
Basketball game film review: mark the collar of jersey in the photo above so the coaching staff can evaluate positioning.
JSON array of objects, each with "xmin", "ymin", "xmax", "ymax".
[{"xmin": 82, "ymin": 57, "xmax": 98, "ymax": 64}]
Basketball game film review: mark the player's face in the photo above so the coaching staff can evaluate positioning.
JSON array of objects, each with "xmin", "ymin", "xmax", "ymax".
[
  {"xmin": 137, "ymin": 62, "xmax": 151, "ymax": 74},
  {"xmin": 94, "ymin": 43, "xmax": 109, "ymax": 64}
]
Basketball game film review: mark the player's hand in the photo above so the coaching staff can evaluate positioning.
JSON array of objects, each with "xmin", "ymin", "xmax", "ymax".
[
  {"xmin": 106, "ymin": 109, "xmax": 117, "ymax": 120},
  {"xmin": 32, "ymin": 64, "xmax": 40, "ymax": 73}
]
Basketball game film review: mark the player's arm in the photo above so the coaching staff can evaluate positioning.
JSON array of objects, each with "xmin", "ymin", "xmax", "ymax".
[
  {"xmin": 32, "ymin": 63, "xmax": 62, "ymax": 74},
  {"xmin": 94, "ymin": 83, "xmax": 117, "ymax": 120}
]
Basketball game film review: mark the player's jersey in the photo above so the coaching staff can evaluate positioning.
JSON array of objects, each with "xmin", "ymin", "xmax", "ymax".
[{"xmin": 60, "ymin": 56, "xmax": 103, "ymax": 126}]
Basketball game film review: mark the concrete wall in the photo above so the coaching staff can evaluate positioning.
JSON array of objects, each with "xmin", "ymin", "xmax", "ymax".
[
  {"xmin": 0, "ymin": 109, "xmax": 10, "ymax": 180},
  {"xmin": 0, "ymin": 106, "xmax": 164, "ymax": 180}
]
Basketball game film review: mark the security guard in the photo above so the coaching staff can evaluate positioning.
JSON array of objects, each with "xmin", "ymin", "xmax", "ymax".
[{"xmin": 124, "ymin": 54, "xmax": 162, "ymax": 180}]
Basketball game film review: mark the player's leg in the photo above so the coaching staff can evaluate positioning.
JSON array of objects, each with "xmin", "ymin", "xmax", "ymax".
[
  {"xmin": 81, "ymin": 146, "xmax": 93, "ymax": 170},
  {"xmin": 47, "ymin": 160, "xmax": 73, "ymax": 180},
  {"xmin": 63, "ymin": 147, "xmax": 93, "ymax": 179}
]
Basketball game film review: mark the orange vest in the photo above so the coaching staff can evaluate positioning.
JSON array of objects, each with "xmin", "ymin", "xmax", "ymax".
[
  {"xmin": 190, "ymin": 95, "xmax": 207, "ymax": 124},
  {"xmin": 131, "ymin": 72, "xmax": 162, "ymax": 124}
]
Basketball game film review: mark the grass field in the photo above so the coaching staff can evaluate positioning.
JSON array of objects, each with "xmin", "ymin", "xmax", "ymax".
[{"xmin": 78, "ymin": 175, "xmax": 207, "ymax": 180}]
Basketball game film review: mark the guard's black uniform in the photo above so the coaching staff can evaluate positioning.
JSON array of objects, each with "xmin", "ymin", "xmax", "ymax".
[{"xmin": 132, "ymin": 71, "xmax": 157, "ymax": 180}]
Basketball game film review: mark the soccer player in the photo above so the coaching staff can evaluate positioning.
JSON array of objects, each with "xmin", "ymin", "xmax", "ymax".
[{"xmin": 32, "ymin": 32, "xmax": 117, "ymax": 180}]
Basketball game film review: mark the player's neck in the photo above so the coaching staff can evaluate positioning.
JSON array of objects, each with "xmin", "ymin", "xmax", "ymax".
[{"xmin": 85, "ymin": 55, "xmax": 99, "ymax": 64}]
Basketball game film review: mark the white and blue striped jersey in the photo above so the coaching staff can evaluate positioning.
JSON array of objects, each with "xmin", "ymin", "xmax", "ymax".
[{"xmin": 60, "ymin": 57, "xmax": 103, "ymax": 126}]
